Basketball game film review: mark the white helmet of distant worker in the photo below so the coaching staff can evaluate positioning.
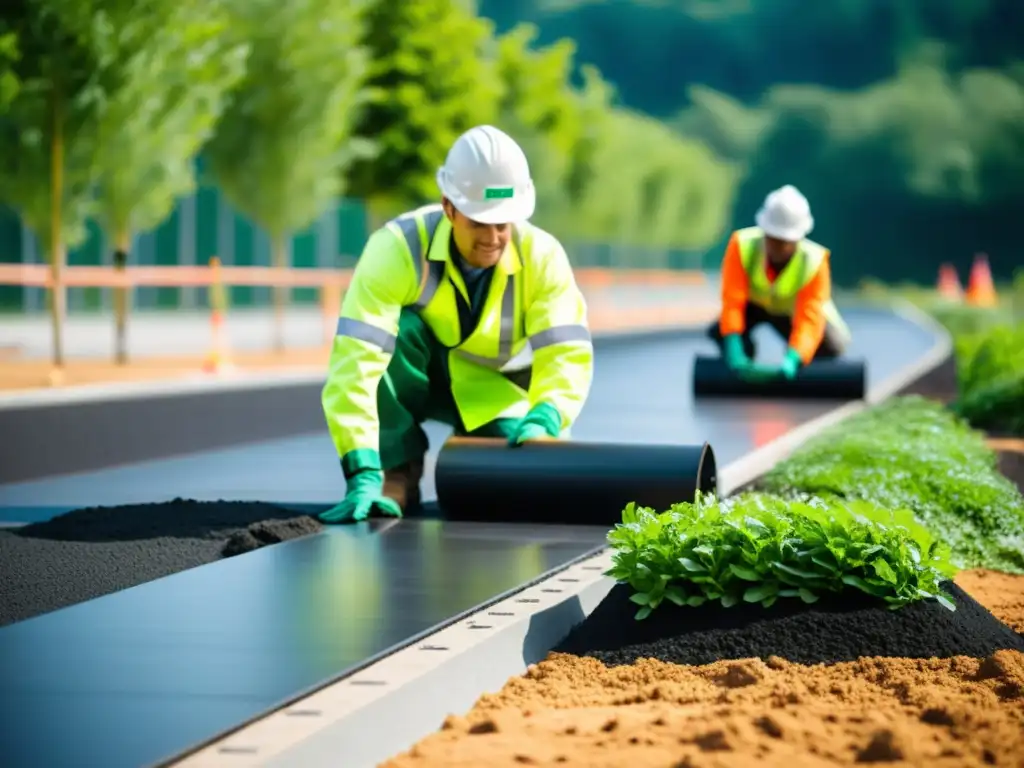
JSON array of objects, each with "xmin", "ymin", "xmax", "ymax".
[
  {"xmin": 756, "ymin": 184, "xmax": 814, "ymax": 242},
  {"xmin": 436, "ymin": 125, "xmax": 537, "ymax": 225}
]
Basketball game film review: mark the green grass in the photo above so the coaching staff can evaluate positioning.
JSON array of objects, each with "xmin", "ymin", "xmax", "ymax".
[
  {"xmin": 759, "ymin": 396, "xmax": 1024, "ymax": 574},
  {"xmin": 605, "ymin": 492, "xmax": 958, "ymax": 620}
]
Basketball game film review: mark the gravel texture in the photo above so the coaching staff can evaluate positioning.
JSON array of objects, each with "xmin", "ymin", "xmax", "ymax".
[
  {"xmin": 0, "ymin": 499, "xmax": 321, "ymax": 627},
  {"xmin": 554, "ymin": 582, "xmax": 1024, "ymax": 668}
]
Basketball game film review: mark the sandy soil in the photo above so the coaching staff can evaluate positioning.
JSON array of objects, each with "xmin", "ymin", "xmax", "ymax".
[{"xmin": 382, "ymin": 571, "xmax": 1024, "ymax": 768}]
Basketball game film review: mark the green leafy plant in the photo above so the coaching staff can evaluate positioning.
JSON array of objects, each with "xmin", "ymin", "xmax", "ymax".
[
  {"xmin": 605, "ymin": 492, "xmax": 958, "ymax": 620},
  {"xmin": 760, "ymin": 396, "xmax": 1024, "ymax": 573}
]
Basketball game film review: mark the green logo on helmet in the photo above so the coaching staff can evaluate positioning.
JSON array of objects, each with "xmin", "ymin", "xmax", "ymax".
[{"xmin": 484, "ymin": 186, "xmax": 515, "ymax": 200}]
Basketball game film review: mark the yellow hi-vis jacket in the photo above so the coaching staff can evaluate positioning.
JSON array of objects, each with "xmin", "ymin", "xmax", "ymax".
[{"xmin": 322, "ymin": 203, "xmax": 595, "ymax": 460}]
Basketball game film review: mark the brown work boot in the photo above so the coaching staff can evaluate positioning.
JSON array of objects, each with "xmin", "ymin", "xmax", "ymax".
[{"xmin": 383, "ymin": 458, "xmax": 424, "ymax": 512}]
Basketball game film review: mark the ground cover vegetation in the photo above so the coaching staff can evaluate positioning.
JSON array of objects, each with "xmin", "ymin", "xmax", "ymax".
[
  {"xmin": 606, "ymin": 395, "xmax": 1024, "ymax": 620},
  {"xmin": 606, "ymin": 494, "xmax": 958, "ymax": 620}
]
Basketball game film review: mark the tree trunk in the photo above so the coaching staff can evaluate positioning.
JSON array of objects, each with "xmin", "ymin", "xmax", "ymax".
[
  {"xmin": 271, "ymin": 235, "xmax": 288, "ymax": 353},
  {"xmin": 48, "ymin": 82, "xmax": 65, "ymax": 370},
  {"xmin": 112, "ymin": 231, "xmax": 131, "ymax": 364}
]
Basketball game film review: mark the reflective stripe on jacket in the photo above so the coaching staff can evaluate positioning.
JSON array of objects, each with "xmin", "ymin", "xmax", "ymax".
[
  {"xmin": 322, "ymin": 203, "xmax": 594, "ymax": 459},
  {"xmin": 719, "ymin": 226, "xmax": 849, "ymax": 363}
]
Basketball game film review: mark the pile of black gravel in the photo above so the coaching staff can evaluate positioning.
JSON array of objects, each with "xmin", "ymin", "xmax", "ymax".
[
  {"xmin": 0, "ymin": 499, "xmax": 322, "ymax": 628},
  {"xmin": 555, "ymin": 582, "xmax": 1024, "ymax": 667}
]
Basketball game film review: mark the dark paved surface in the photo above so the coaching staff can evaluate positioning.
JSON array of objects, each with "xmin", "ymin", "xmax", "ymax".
[{"xmin": 0, "ymin": 304, "xmax": 938, "ymax": 520}]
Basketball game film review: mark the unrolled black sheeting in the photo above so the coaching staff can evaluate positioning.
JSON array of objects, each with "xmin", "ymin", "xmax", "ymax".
[
  {"xmin": 691, "ymin": 354, "xmax": 867, "ymax": 400},
  {"xmin": 434, "ymin": 437, "xmax": 717, "ymax": 526}
]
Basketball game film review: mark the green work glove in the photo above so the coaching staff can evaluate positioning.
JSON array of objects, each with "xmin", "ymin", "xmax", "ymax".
[
  {"xmin": 780, "ymin": 347, "xmax": 803, "ymax": 380},
  {"xmin": 509, "ymin": 402, "xmax": 562, "ymax": 446},
  {"xmin": 319, "ymin": 449, "xmax": 403, "ymax": 524},
  {"xmin": 737, "ymin": 362, "xmax": 782, "ymax": 383},
  {"xmin": 722, "ymin": 333, "xmax": 751, "ymax": 372}
]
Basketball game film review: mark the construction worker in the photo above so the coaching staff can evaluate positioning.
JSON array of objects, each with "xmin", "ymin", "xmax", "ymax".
[
  {"xmin": 707, "ymin": 185, "xmax": 850, "ymax": 381},
  {"xmin": 319, "ymin": 125, "xmax": 594, "ymax": 524}
]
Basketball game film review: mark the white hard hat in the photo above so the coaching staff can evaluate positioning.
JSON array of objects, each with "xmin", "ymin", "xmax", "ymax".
[
  {"xmin": 755, "ymin": 184, "xmax": 814, "ymax": 242},
  {"xmin": 436, "ymin": 125, "xmax": 536, "ymax": 225}
]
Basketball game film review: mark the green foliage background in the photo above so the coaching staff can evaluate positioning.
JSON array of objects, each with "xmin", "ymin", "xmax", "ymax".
[
  {"xmin": 1, "ymin": 0, "xmax": 1022, "ymax": 300},
  {"xmin": 481, "ymin": 0, "xmax": 1024, "ymax": 286}
]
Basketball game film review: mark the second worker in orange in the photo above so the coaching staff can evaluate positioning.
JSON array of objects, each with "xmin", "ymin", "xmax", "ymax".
[{"xmin": 707, "ymin": 185, "xmax": 851, "ymax": 381}]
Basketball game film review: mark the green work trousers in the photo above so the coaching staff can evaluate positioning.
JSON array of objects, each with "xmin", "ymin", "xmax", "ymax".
[{"xmin": 378, "ymin": 309, "xmax": 526, "ymax": 471}]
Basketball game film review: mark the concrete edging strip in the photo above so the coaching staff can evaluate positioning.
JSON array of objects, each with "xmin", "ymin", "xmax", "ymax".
[{"xmin": 166, "ymin": 301, "xmax": 953, "ymax": 768}]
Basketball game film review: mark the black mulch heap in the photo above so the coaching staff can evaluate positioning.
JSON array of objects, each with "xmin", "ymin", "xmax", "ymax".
[
  {"xmin": 0, "ymin": 499, "xmax": 321, "ymax": 628},
  {"xmin": 555, "ymin": 582, "xmax": 1024, "ymax": 668}
]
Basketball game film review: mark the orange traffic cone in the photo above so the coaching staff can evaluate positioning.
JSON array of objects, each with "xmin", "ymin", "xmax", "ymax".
[
  {"xmin": 202, "ymin": 256, "xmax": 234, "ymax": 374},
  {"xmin": 936, "ymin": 263, "xmax": 962, "ymax": 301},
  {"xmin": 202, "ymin": 307, "xmax": 234, "ymax": 374},
  {"xmin": 965, "ymin": 253, "xmax": 997, "ymax": 308}
]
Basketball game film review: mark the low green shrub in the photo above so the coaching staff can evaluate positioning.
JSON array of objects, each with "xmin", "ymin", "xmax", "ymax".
[
  {"xmin": 760, "ymin": 396, "xmax": 1024, "ymax": 573},
  {"xmin": 954, "ymin": 376, "xmax": 1024, "ymax": 435},
  {"xmin": 606, "ymin": 493, "xmax": 958, "ymax": 620},
  {"xmin": 951, "ymin": 322, "xmax": 1024, "ymax": 434}
]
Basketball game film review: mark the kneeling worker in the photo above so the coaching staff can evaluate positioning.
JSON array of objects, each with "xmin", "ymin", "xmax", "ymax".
[
  {"xmin": 319, "ymin": 125, "xmax": 595, "ymax": 523},
  {"xmin": 707, "ymin": 184, "xmax": 851, "ymax": 380}
]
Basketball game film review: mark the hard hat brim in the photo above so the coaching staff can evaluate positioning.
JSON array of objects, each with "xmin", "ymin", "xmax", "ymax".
[
  {"xmin": 450, "ymin": 188, "xmax": 536, "ymax": 226},
  {"xmin": 756, "ymin": 208, "xmax": 813, "ymax": 242}
]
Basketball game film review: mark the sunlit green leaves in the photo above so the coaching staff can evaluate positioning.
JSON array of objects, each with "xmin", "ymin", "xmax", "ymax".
[
  {"xmin": 569, "ymin": 106, "xmax": 738, "ymax": 249},
  {"xmin": 346, "ymin": 0, "xmax": 500, "ymax": 209},
  {"xmin": 606, "ymin": 492, "xmax": 959, "ymax": 620},
  {"xmin": 0, "ymin": 0, "xmax": 105, "ymax": 252},
  {"xmin": 88, "ymin": 0, "xmax": 248, "ymax": 242},
  {"xmin": 0, "ymin": 30, "xmax": 20, "ymax": 112},
  {"xmin": 205, "ymin": 0, "xmax": 372, "ymax": 240}
]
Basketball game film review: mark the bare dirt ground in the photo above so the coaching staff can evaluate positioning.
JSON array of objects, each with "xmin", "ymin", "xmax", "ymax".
[{"xmin": 382, "ymin": 574, "xmax": 1024, "ymax": 768}]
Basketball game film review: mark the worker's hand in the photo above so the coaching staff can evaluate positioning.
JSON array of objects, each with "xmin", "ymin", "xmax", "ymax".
[
  {"xmin": 737, "ymin": 363, "xmax": 782, "ymax": 383},
  {"xmin": 509, "ymin": 402, "xmax": 562, "ymax": 446},
  {"xmin": 780, "ymin": 348, "xmax": 803, "ymax": 380},
  {"xmin": 320, "ymin": 448, "xmax": 403, "ymax": 524},
  {"xmin": 722, "ymin": 333, "xmax": 751, "ymax": 372},
  {"xmin": 319, "ymin": 471, "xmax": 403, "ymax": 523}
]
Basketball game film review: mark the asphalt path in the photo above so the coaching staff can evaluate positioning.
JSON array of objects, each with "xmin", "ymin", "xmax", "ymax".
[{"xmin": 0, "ymin": 304, "xmax": 936, "ymax": 521}]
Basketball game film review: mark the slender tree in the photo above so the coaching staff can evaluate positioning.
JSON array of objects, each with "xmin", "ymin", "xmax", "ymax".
[
  {"xmin": 0, "ymin": 0, "xmax": 104, "ymax": 368},
  {"xmin": 205, "ymin": 0, "xmax": 371, "ymax": 352},
  {"xmin": 89, "ymin": 0, "xmax": 248, "ymax": 362}
]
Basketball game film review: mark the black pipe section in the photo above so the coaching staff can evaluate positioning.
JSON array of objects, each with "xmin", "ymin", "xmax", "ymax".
[
  {"xmin": 434, "ymin": 437, "xmax": 717, "ymax": 527},
  {"xmin": 691, "ymin": 354, "xmax": 867, "ymax": 400}
]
